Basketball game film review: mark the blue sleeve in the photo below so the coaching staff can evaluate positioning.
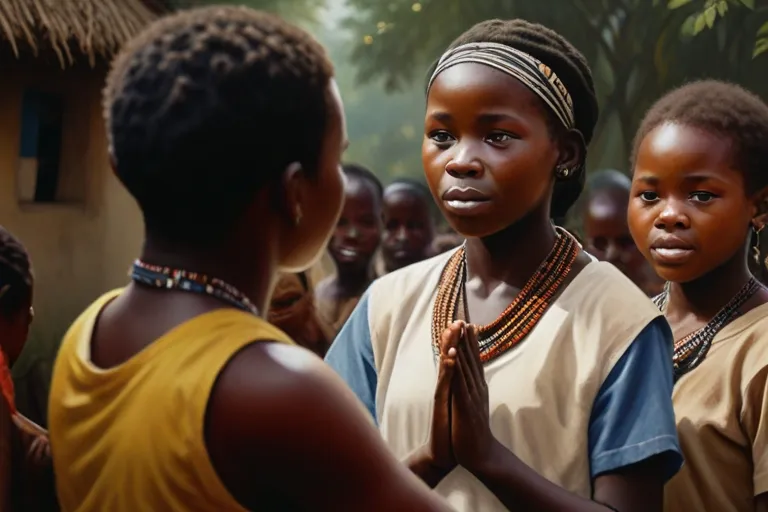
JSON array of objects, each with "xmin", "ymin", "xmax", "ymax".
[
  {"xmin": 324, "ymin": 292, "xmax": 378, "ymax": 425},
  {"xmin": 588, "ymin": 316, "xmax": 683, "ymax": 482}
]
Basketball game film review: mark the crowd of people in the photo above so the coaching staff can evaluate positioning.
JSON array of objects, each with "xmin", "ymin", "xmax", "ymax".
[{"xmin": 0, "ymin": 4, "xmax": 768, "ymax": 511}]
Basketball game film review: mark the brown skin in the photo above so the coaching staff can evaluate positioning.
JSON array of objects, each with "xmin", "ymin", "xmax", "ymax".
[
  {"xmin": 92, "ymin": 81, "xmax": 450, "ymax": 511},
  {"xmin": 316, "ymin": 175, "xmax": 382, "ymax": 302},
  {"xmin": 628, "ymin": 122, "xmax": 768, "ymax": 340},
  {"xmin": 382, "ymin": 184, "xmax": 435, "ymax": 272},
  {"xmin": 414, "ymin": 62, "xmax": 666, "ymax": 511},
  {"xmin": 0, "ymin": 293, "xmax": 55, "ymax": 509},
  {"xmin": 268, "ymin": 272, "xmax": 333, "ymax": 357},
  {"xmin": 629, "ymin": 122, "xmax": 768, "ymax": 509},
  {"xmin": 0, "ymin": 295, "xmax": 33, "ymax": 367},
  {"xmin": 585, "ymin": 189, "xmax": 663, "ymax": 295}
]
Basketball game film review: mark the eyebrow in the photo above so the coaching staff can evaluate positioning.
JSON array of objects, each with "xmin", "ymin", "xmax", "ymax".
[
  {"xmin": 427, "ymin": 112, "xmax": 521, "ymax": 124},
  {"xmin": 681, "ymin": 174, "xmax": 724, "ymax": 185},
  {"xmin": 429, "ymin": 112, "xmax": 452, "ymax": 123},
  {"xmin": 477, "ymin": 112, "xmax": 521, "ymax": 124},
  {"xmin": 635, "ymin": 173, "xmax": 725, "ymax": 186},
  {"xmin": 634, "ymin": 175, "xmax": 658, "ymax": 185}
]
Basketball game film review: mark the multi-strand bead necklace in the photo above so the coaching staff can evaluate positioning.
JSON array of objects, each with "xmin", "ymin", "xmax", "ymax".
[
  {"xmin": 431, "ymin": 227, "xmax": 580, "ymax": 364},
  {"xmin": 653, "ymin": 277, "xmax": 759, "ymax": 381},
  {"xmin": 130, "ymin": 260, "xmax": 260, "ymax": 316}
]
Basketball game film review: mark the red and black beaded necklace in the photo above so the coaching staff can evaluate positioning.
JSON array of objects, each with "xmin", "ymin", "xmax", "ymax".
[
  {"xmin": 653, "ymin": 277, "xmax": 760, "ymax": 381},
  {"xmin": 431, "ymin": 227, "xmax": 580, "ymax": 364}
]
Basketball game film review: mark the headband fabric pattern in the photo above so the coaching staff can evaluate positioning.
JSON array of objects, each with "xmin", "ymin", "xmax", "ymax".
[{"xmin": 428, "ymin": 42, "xmax": 575, "ymax": 130}]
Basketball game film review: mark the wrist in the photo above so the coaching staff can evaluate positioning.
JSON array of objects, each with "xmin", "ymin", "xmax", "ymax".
[
  {"xmin": 468, "ymin": 437, "xmax": 509, "ymax": 481},
  {"xmin": 407, "ymin": 445, "xmax": 453, "ymax": 488}
]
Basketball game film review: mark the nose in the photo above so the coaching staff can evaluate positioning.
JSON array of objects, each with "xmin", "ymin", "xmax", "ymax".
[
  {"xmin": 655, "ymin": 199, "xmax": 690, "ymax": 231},
  {"xmin": 445, "ymin": 143, "xmax": 484, "ymax": 178},
  {"xmin": 395, "ymin": 226, "xmax": 408, "ymax": 242},
  {"xmin": 343, "ymin": 224, "xmax": 360, "ymax": 240}
]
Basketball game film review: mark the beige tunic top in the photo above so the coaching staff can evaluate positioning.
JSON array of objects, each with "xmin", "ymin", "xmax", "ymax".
[
  {"xmin": 327, "ymin": 249, "xmax": 681, "ymax": 511},
  {"xmin": 665, "ymin": 303, "xmax": 768, "ymax": 512}
]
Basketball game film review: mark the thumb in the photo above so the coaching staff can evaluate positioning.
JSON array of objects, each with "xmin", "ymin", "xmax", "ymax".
[{"xmin": 435, "ymin": 346, "xmax": 456, "ymax": 401}]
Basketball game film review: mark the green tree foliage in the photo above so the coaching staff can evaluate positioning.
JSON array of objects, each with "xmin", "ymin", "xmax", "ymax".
[
  {"xmin": 175, "ymin": 0, "xmax": 323, "ymax": 23},
  {"xmin": 666, "ymin": 0, "xmax": 768, "ymax": 56},
  {"xmin": 315, "ymin": 25, "xmax": 426, "ymax": 184},
  {"xmin": 343, "ymin": 0, "xmax": 768, "ymax": 170}
]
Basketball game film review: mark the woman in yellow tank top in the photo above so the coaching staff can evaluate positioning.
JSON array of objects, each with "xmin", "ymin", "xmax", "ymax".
[{"xmin": 47, "ymin": 7, "xmax": 450, "ymax": 512}]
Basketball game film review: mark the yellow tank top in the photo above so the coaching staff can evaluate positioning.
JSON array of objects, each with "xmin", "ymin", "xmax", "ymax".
[{"xmin": 49, "ymin": 290, "xmax": 293, "ymax": 512}]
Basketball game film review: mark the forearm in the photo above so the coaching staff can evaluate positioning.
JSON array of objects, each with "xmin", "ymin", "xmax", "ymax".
[
  {"xmin": 405, "ymin": 446, "xmax": 451, "ymax": 489},
  {"xmin": 472, "ymin": 440, "xmax": 615, "ymax": 512}
]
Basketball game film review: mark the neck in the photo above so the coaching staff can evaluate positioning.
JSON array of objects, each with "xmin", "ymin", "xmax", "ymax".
[
  {"xmin": 464, "ymin": 209, "xmax": 556, "ymax": 289},
  {"xmin": 335, "ymin": 263, "xmax": 372, "ymax": 293},
  {"xmin": 140, "ymin": 234, "xmax": 276, "ymax": 316},
  {"xmin": 666, "ymin": 245, "xmax": 753, "ymax": 319}
]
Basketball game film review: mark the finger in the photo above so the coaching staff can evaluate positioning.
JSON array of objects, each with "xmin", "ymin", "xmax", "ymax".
[
  {"xmin": 457, "ymin": 325, "xmax": 478, "ymax": 392},
  {"xmin": 440, "ymin": 320, "xmax": 464, "ymax": 356},
  {"xmin": 453, "ymin": 347, "xmax": 473, "ymax": 407},
  {"xmin": 436, "ymin": 352, "xmax": 456, "ymax": 397},
  {"xmin": 466, "ymin": 325, "xmax": 486, "ymax": 387}
]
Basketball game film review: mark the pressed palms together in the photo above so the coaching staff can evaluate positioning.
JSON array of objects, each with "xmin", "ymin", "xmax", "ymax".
[{"xmin": 423, "ymin": 321, "xmax": 497, "ymax": 479}]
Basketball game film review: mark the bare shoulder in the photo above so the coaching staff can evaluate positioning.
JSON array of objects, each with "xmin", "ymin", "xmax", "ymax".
[{"xmin": 205, "ymin": 341, "xmax": 449, "ymax": 511}]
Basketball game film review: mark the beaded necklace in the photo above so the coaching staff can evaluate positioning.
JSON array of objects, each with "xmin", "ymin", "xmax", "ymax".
[
  {"xmin": 431, "ymin": 227, "xmax": 580, "ymax": 364},
  {"xmin": 653, "ymin": 277, "xmax": 759, "ymax": 381},
  {"xmin": 130, "ymin": 260, "xmax": 260, "ymax": 316}
]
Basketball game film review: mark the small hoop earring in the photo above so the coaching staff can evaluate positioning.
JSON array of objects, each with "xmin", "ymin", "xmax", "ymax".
[
  {"xmin": 753, "ymin": 224, "xmax": 763, "ymax": 265},
  {"xmin": 294, "ymin": 205, "xmax": 303, "ymax": 227},
  {"xmin": 555, "ymin": 165, "xmax": 571, "ymax": 179}
]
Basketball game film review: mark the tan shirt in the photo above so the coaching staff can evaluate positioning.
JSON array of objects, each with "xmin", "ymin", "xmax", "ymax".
[
  {"xmin": 366, "ymin": 251, "xmax": 662, "ymax": 510},
  {"xmin": 666, "ymin": 303, "xmax": 768, "ymax": 512}
]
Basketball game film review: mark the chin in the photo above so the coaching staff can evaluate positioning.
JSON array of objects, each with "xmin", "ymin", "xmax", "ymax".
[
  {"xmin": 445, "ymin": 217, "xmax": 508, "ymax": 240},
  {"xmin": 652, "ymin": 266, "xmax": 704, "ymax": 285}
]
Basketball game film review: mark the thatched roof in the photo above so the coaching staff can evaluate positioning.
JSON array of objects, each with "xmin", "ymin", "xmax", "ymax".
[{"xmin": 0, "ymin": 0, "xmax": 170, "ymax": 67}]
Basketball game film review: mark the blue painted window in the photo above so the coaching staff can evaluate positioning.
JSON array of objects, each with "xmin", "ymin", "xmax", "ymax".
[{"xmin": 19, "ymin": 89, "xmax": 64, "ymax": 202}]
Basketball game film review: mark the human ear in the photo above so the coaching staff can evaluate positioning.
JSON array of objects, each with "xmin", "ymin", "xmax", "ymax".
[
  {"xmin": 281, "ymin": 162, "xmax": 306, "ymax": 227},
  {"xmin": 555, "ymin": 128, "xmax": 587, "ymax": 177},
  {"xmin": 750, "ymin": 186, "xmax": 768, "ymax": 230}
]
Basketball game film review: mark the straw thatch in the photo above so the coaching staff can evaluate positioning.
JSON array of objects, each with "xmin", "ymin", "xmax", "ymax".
[{"xmin": 0, "ymin": 0, "xmax": 169, "ymax": 68}]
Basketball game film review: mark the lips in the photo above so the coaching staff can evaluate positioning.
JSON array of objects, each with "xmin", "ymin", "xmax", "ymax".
[
  {"xmin": 650, "ymin": 235, "xmax": 695, "ymax": 265},
  {"xmin": 441, "ymin": 186, "xmax": 491, "ymax": 215},
  {"xmin": 334, "ymin": 246, "xmax": 361, "ymax": 262}
]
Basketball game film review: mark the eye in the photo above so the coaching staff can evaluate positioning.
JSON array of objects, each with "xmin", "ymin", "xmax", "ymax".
[
  {"xmin": 485, "ymin": 132, "xmax": 516, "ymax": 146},
  {"xmin": 639, "ymin": 191, "xmax": 659, "ymax": 202},
  {"xmin": 690, "ymin": 191, "xmax": 716, "ymax": 203},
  {"xmin": 428, "ymin": 130, "xmax": 454, "ymax": 146}
]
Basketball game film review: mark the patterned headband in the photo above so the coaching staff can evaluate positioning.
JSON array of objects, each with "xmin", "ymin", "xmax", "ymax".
[{"xmin": 428, "ymin": 42, "xmax": 575, "ymax": 130}]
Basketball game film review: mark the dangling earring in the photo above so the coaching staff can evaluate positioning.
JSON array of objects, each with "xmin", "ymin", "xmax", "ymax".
[
  {"xmin": 753, "ymin": 224, "xmax": 763, "ymax": 265},
  {"xmin": 294, "ymin": 205, "xmax": 303, "ymax": 227},
  {"xmin": 555, "ymin": 165, "xmax": 571, "ymax": 179}
]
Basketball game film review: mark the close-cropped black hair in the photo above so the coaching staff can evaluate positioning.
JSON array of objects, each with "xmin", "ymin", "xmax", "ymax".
[
  {"xmin": 387, "ymin": 178, "xmax": 431, "ymax": 200},
  {"xmin": 104, "ymin": 6, "xmax": 334, "ymax": 245},
  {"xmin": 432, "ymin": 19, "xmax": 599, "ymax": 221},
  {"xmin": 342, "ymin": 163, "xmax": 384, "ymax": 199},
  {"xmin": 633, "ymin": 80, "xmax": 768, "ymax": 196},
  {"xmin": 586, "ymin": 169, "xmax": 631, "ymax": 196},
  {"xmin": 387, "ymin": 178, "xmax": 439, "ymax": 220},
  {"xmin": 0, "ymin": 227, "xmax": 33, "ymax": 318}
]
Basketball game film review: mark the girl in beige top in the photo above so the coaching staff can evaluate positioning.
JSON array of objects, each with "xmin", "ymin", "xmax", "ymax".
[
  {"xmin": 328, "ymin": 18, "xmax": 682, "ymax": 512},
  {"xmin": 629, "ymin": 80, "xmax": 768, "ymax": 512}
]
